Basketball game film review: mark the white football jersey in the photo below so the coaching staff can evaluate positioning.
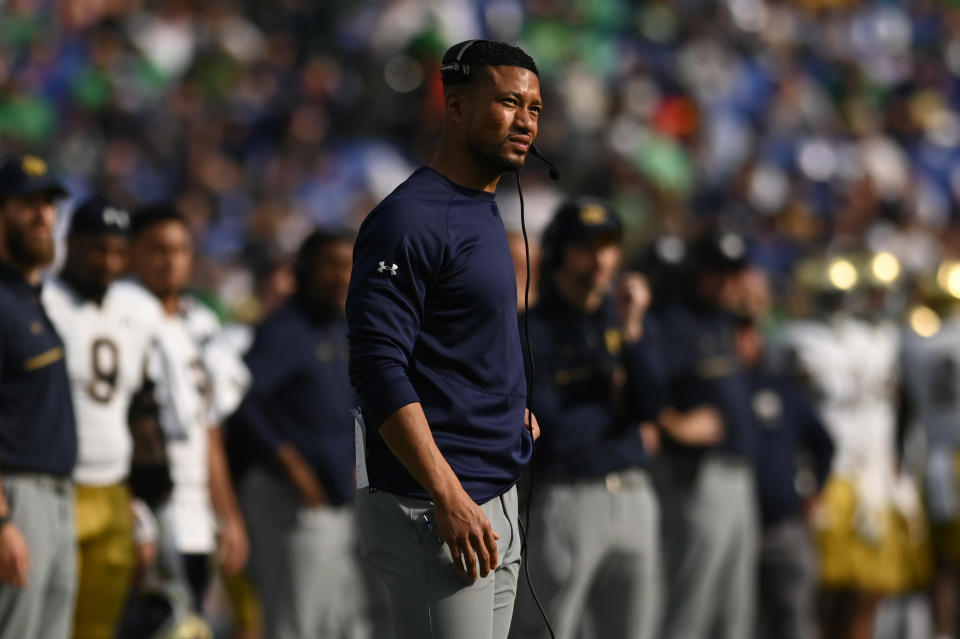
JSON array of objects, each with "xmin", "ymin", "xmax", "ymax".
[
  {"xmin": 42, "ymin": 277, "xmax": 162, "ymax": 486},
  {"xmin": 180, "ymin": 296, "xmax": 250, "ymax": 424},
  {"xmin": 781, "ymin": 316, "xmax": 900, "ymax": 478},
  {"xmin": 118, "ymin": 281, "xmax": 217, "ymax": 555}
]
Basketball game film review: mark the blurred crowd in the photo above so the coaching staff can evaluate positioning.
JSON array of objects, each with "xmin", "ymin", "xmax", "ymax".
[
  {"xmin": 1, "ymin": 0, "xmax": 959, "ymax": 314},
  {"xmin": 5, "ymin": 0, "xmax": 960, "ymax": 638}
]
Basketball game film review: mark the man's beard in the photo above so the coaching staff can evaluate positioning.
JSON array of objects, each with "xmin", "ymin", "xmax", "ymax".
[
  {"xmin": 473, "ymin": 139, "xmax": 527, "ymax": 173},
  {"xmin": 63, "ymin": 267, "xmax": 108, "ymax": 302},
  {"xmin": 6, "ymin": 226, "xmax": 54, "ymax": 269}
]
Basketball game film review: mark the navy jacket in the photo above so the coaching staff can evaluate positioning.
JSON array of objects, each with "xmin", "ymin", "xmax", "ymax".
[
  {"xmin": 652, "ymin": 304, "xmax": 756, "ymax": 459},
  {"xmin": 346, "ymin": 167, "xmax": 533, "ymax": 503},
  {"xmin": 524, "ymin": 285, "xmax": 660, "ymax": 478},
  {"xmin": 236, "ymin": 300, "xmax": 357, "ymax": 506},
  {"xmin": 0, "ymin": 261, "xmax": 76, "ymax": 476},
  {"xmin": 749, "ymin": 372, "xmax": 833, "ymax": 527}
]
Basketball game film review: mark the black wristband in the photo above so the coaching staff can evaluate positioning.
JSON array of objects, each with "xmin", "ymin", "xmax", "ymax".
[{"xmin": 0, "ymin": 513, "xmax": 12, "ymax": 529}]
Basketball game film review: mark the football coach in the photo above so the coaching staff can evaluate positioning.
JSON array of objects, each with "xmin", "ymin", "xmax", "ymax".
[{"xmin": 346, "ymin": 40, "xmax": 542, "ymax": 639}]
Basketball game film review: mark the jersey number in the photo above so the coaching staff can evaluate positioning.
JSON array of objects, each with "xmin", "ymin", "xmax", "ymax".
[
  {"xmin": 189, "ymin": 358, "xmax": 214, "ymax": 427},
  {"xmin": 189, "ymin": 359, "xmax": 212, "ymax": 403},
  {"xmin": 87, "ymin": 338, "xmax": 120, "ymax": 404}
]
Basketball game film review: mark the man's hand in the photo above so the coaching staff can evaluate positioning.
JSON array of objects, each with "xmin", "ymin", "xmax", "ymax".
[
  {"xmin": 659, "ymin": 406, "xmax": 724, "ymax": 446},
  {"xmin": 377, "ymin": 404, "xmax": 500, "ymax": 583},
  {"xmin": 433, "ymin": 486, "xmax": 499, "ymax": 583},
  {"xmin": 134, "ymin": 541, "xmax": 157, "ymax": 583},
  {"xmin": 803, "ymin": 494, "xmax": 824, "ymax": 526},
  {"xmin": 277, "ymin": 444, "xmax": 327, "ymax": 507},
  {"xmin": 206, "ymin": 427, "xmax": 249, "ymax": 576},
  {"xmin": 217, "ymin": 514, "xmax": 249, "ymax": 577},
  {"xmin": 616, "ymin": 273, "xmax": 651, "ymax": 343},
  {"xmin": 524, "ymin": 409, "xmax": 541, "ymax": 441},
  {"xmin": 0, "ymin": 524, "xmax": 30, "ymax": 587},
  {"xmin": 130, "ymin": 498, "xmax": 158, "ymax": 582},
  {"xmin": 639, "ymin": 422, "xmax": 661, "ymax": 456}
]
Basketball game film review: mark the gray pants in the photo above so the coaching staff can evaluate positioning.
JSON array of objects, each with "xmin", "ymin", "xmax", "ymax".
[
  {"xmin": 757, "ymin": 518, "xmax": 817, "ymax": 639},
  {"xmin": 872, "ymin": 594, "xmax": 933, "ymax": 639},
  {"xmin": 509, "ymin": 469, "xmax": 661, "ymax": 639},
  {"xmin": 357, "ymin": 485, "xmax": 522, "ymax": 639},
  {"xmin": 0, "ymin": 474, "xmax": 76, "ymax": 639},
  {"xmin": 654, "ymin": 454, "xmax": 758, "ymax": 639},
  {"xmin": 241, "ymin": 468, "xmax": 370, "ymax": 639}
]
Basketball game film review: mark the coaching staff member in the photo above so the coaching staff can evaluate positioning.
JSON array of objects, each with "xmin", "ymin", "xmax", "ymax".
[
  {"xmin": 509, "ymin": 199, "xmax": 662, "ymax": 639},
  {"xmin": 237, "ymin": 228, "xmax": 371, "ymax": 639},
  {"xmin": 346, "ymin": 40, "xmax": 541, "ymax": 639},
  {"xmin": 652, "ymin": 230, "xmax": 759, "ymax": 639},
  {"xmin": 0, "ymin": 154, "xmax": 77, "ymax": 639}
]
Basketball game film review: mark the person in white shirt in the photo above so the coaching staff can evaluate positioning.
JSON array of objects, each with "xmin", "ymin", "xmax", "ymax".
[
  {"xmin": 42, "ymin": 196, "xmax": 160, "ymax": 639},
  {"xmin": 782, "ymin": 277, "xmax": 930, "ymax": 639},
  {"xmin": 126, "ymin": 203, "xmax": 248, "ymax": 613}
]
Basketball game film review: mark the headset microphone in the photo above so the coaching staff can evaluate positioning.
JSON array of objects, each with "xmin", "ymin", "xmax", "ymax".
[{"xmin": 528, "ymin": 144, "xmax": 560, "ymax": 181}]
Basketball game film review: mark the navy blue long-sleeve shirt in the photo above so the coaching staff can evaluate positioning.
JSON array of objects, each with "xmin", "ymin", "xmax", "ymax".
[
  {"xmin": 749, "ymin": 372, "xmax": 834, "ymax": 527},
  {"xmin": 346, "ymin": 167, "xmax": 533, "ymax": 503},
  {"xmin": 0, "ymin": 261, "xmax": 76, "ymax": 476},
  {"xmin": 651, "ymin": 304, "xmax": 757, "ymax": 459},
  {"xmin": 236, "ymin": 300, "xmax": 357, "ymax": 506},
  {"xmin": 524, "ymin": 286, "xmax": 660, "ymax": 478}
]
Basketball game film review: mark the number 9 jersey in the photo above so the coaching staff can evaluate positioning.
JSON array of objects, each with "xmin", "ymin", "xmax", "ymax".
[{"xmin": 42, "ymin": 276, "xmax": 164, "ymax": 486}]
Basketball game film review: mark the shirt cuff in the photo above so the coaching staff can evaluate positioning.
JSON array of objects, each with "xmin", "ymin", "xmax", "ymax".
[{"xmin": 360, "ymin": 375, "xmax": 421, "ymax": 430}]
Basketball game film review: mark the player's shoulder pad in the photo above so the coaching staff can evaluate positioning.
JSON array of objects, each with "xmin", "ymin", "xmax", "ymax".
[
  {"xmin": 180, "ymin": 294, "xmax": 223, "ymax": 343},
  {"xmin": 40, "ymin": 275, "xmax": 75, "ymax": 310},
  {"xmin": 780, "ymin": 319, "xmax": 824, "ymax": 342},
  {"xmin": 106, "ymin": 278, "xmax": 165, "ymax": 325},
  {"xmin": 870, "ymin": 319, "xmax": 900, "ymax": 342}
]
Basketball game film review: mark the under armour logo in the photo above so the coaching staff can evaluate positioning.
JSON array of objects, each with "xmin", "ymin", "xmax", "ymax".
[{"xmin": 378, "ymin": 261, "xmax": 398, "ymax": 276}]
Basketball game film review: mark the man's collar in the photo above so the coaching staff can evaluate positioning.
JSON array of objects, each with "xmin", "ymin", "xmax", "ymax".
[
  {"xmin": 292, "ymin": 294, "xmax": 343, "ymax": 325},
  {"xmin": 540, "ymin": 278, "xmax": 611, "ymax": 318},
  {"xmin": 0, "ymin": 259, "xmax": 40, "ymax": 298}
]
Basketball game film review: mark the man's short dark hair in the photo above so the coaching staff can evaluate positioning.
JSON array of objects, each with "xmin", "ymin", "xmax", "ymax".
[
  {"xmin": 131, "ymin": 204, "xmax": 189, "ymax": 239},
  {"xmin": 441, "ymin": 40, "xmax": 539, "ymax": 86},
  {"xmin": 294, "ymin": 227, "xmax": 356, "ymax": 289}
]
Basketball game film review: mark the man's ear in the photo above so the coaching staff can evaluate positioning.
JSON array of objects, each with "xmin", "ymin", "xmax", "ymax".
[{"xmin": 444, "ymin": 88, "xmax": 470, "ymax": 125}]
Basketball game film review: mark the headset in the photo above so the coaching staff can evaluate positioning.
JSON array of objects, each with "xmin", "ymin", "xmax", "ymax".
[{"xmin": 440, "ymin": 40, "xmax": 478, "ymax": 82}]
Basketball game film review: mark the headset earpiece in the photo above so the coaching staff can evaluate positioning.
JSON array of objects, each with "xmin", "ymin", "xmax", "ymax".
[
  {"xmin": 440, "ymin": 40, "xmax": 477, "ymax": 84},
  {"xmin": 440, "ymin": 61, "xmax": 471, "ymax": 77}
]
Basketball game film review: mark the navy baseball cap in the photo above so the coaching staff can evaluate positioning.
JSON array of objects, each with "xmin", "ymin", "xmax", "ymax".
[
  {"xmin": 546, "ymin": 198, "xmax": 623, "ymax": 249},
  {"xmin": 68, "ymin": 196, "xmax": 131, "ymax": 237},
  {"xmin": 0, "ymin": 154, "xmax": 67, "ymax": 200}
]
